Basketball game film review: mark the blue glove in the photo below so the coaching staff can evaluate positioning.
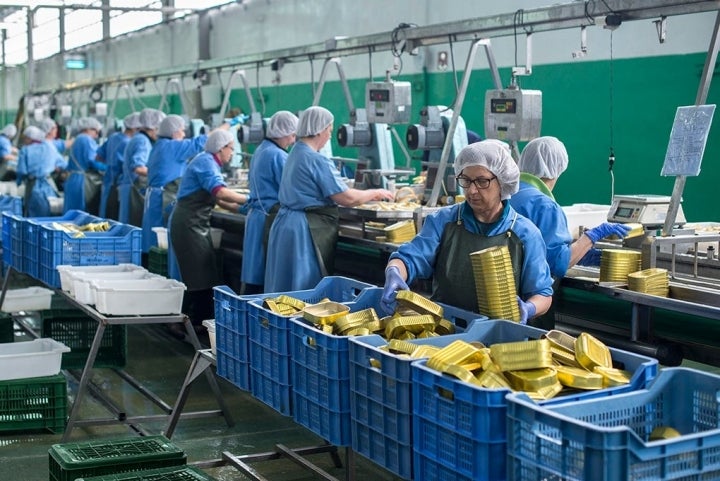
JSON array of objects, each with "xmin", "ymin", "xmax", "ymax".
[
  {"xmin": 585, "ymin": 222, "xmax": 632, "ymax": 243},
  {"xmin": 381, "ymin": 266, "xmax": 409, "ymax": 315},
  {"xmin": 516, "ymin": 296, "xmax": 536, "ymax": 325},
  {"xmin": 577, "ymin": 248, "xmax": 602, "ymax": 266},
  {"xmin": 227, "ymin": 114, "xmax": 249, "ymax": 127}
]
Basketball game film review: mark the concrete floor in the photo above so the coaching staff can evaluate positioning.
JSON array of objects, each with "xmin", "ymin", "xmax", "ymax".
[{"xmin": 0, "ymin": 302, "xmax": 403, "ymax": 481}]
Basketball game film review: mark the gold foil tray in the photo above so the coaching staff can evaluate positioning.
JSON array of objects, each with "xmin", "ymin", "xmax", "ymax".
[
  {"xmin": 556, "ymin": 365, "xmax": 604, "ymax": 390},
  {"xmin": 384, "ymin": 315, "xmax": 436, "ymax": 339},
  {"xmin": 544, "ymin": 330, "xmax": 576, "ymax": 352},
  {"xmin": 490, "ymin": 339, "xmax": 554, "ymax": 372},
  {"xmin": 505, "ymin": 368, "xmax": 558, "ymax": 392},
  {"xmin": 395, "ymin": 290, "xmax": 444, "ymax": 320},
  {"xmin": 593, "ymin": 366, "xmax": 632, "ymax": 387},
  {"xmin": 427, "ymin": 340, "xmax": 484, "ymax": 371},
  {"xmin": 302, "ymin": 301, "xmax": 350, "ymax": 325},
  {"xmin": 575, "ymin": 333, "xmax": 612, "ymax": 370},
  {"xmin": 274, "ymin": 295, "xmax": 307, "ymax": 310}
]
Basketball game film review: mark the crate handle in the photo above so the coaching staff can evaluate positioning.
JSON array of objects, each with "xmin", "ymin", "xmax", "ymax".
[
  {"xmin": 220, "ymin": 300, "xmax": 230, "ymax": 312},
  {"xmin": 367, "ymin": 356, "xmax": 382, "ymax": 371},
  {"xmin": 261, "ymin": 317, "xmax": 269, "ymax": 329},
  {"xmin": 532, "ymin": 427, "xmax": 563, "ymax": 446},
  {"xmin": 436, "ymin": 386, "xmax": 454, "ymax": 402},
  {"xmin": 303, "ymin": 335, "xmax": 317, "ymax": 348}
]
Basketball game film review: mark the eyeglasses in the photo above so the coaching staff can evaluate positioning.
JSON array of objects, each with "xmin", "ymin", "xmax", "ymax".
[
  {"xmin": 456, "ymin": 175, "xmax": 497, "ymax": 190},
  {"xmin": 222, "ymin": 145, "xmax": 234, "ymax": 152}
]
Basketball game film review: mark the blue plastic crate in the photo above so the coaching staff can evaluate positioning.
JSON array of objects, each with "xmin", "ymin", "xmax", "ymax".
[
  {"xmin": 250, "ymin": 368, "xmax": 292, "ymax": 416},
  {"xmin": 8, "ymin": 213, "xmax": 23, "ymax": 273},
  {"xmin": 411, "ymin": 320, "xmax": 659, "ymax": 481},
  {"xmin": 24, "ymin": 211, "xmax": 100, "ymax": 279},
  {"xmin": 0, "ymin": 195, "xmax": 22, "ymax": 216},
  {"xmin": 293, "ymin": 390, "xmax": 348, "ymax": 448},
  {"xmin": 39, "ymin": 222, "xmax": 142, "ymax": 287},
  {"xmin": 247, "ymin": 276, "xmax": 374, "ymax": 416},
  {"xmin": 216, "ymin": 353, "xmax": 249, "ymax": 392},
  {"xmin": 506, "ymin": 367, "xmax": 720, "ymax": 481},
  {"xmin": 1, "ymin": 212, "xmax": 19, "ymax": 271}
]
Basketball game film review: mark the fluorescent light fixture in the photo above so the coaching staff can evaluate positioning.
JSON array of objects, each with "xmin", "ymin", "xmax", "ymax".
[{"xmin": 64, "ymin": 53, "xmax": 87, "ymax": 70}]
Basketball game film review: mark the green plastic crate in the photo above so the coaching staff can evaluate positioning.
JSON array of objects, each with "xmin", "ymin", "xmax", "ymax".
[
  {"xmin": 0, "ymin": 374, "xmax": 67, "ymax": 433},
  {"xmin": 148, "ymin": 247, "xmax": 168, "ymax": 277},
  {"xmin": 0, "ymin": 311, "xmax": 13, "ymax": 343},
  {"xmin": 76, "ymin": 465, "xmax": 217, "ymax": 480},
  {"xmin": 41, "ymin": 309, "xmax": 127, "ymax": 369},
  {"xmin": 49, "ymin": 435, "xmax": 186, "ymax": 481}
]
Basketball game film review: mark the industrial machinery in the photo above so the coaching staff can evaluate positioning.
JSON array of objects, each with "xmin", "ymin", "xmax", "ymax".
[
  {"xmin": 188, "ymin": 118, "xmax": 209, "ymax": 138},
  {"xmin": 406, "ymin": 106, "xmax": 468, "ymax": 203},
  {"xmin": 608, "ymin": 194, "xmax": 686, "ymax": 228},
  {"xmin": 365, "ymin": 79, "xmax": 412, "ymax": 125},
  {"xmin": 484, "ymin": 86, "xmax": 542, "ymax": 142}
]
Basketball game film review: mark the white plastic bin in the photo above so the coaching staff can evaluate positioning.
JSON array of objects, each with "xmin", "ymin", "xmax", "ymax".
[
  {"xmin": 1, "ymin": 287, "xmax": 54, "ymax": 312},
  {"xmin": 152, "ymin": 227, "xmax": 169, "ymax": 249},
  {"xmin": 562, "ymin": 203, "xmax": 611, "ymax": 239},
  {"xmin": 91, "ymin": 278, "xmax": 186, "ymax": 315},
  {"xmin": 72, "ymin": 270, "xmax": 158, "ymax": 305},
  {"xmin": 0, "ymin": 338, "xmax": 70, "ymax": 380},
  {"xmin": 203, "ymin": 319, "xmax": 216, "ymax": 355},
  {"xmin": 57, "ymin": 264, "xmax": 144, "ymax": 293}
]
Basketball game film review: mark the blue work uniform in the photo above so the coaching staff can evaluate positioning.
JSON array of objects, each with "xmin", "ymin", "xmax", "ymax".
[
  {"xmin": 141, "ymin": 135, "xmax": 207, "ymax": 253},
  {"xmin": 51, "ymin": 139, "xmax": 66, "ymax": 154},
  {"xmin": 119, "ymin": 132, "xmax": 152, "ymax": 225},
  {"xmin": 241, "ymin": 138, "xmax": 288, "ymax": 288},
  {"xmin": 390, "ymin": 201, "xmax": 553, "ymax": 312},
  {"xmin": 16, "ymin": 141, "xmax": 64, "ymax": 217},
  {"xmin": 264, "ymin": 141, "xmax": 347, "ymax": 293},
  {"xmin": 97, "ymin": 131, "xmax": 131, "ymax": 219},
  {"xmin": 64, "ymin": 133, "xmax": 105, "ymax": 214},
  {"xmin": 0, "ymin": 135, "xmax": 13, "ymax": 159},
  {"xmin": 510, "ymin": 178, "xmax": 573, "ymax": 278}
]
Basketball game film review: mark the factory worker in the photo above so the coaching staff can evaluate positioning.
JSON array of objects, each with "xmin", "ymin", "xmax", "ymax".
[
  {"xmin": 510, "ymin": 136, "xmax": 631, "ymax": 278},
  {"xmin": 241, "ymin": 110, "xmax": 299, "ymax": 295},
  {"xmin": 169, "ymin": 130, "xmax": 247, "ymax": 334},
  {"xmin": 40, "ymin": 118, "xmax": 73, "ymax": 154},
  {"xmin": 264, "ymin": 106, "xmax": 394, "ymax": 293},
  {"xmin": 142, "ymin": 115, "xmax": 233, "ymax": 253},
  {"xmin": 0, "ymin": 124, "xmax": 18, "ymax": 180},
  {"xmin": 64, "ymin": 117, "xmax": 105, "ymax": 215},
  {"xmin": 119, "ymin": 108, "xmax": 165, "ymax": 226},
  {"xmin": 381, "ymin": 140, "xmax": 554, "ymax": 324},
  {"xmin": 16, "ymin": 126, "xmax": 65, "ymax": 217},
  {"xmin": 97, "ymin": 112, "xmax": 140, "ymax": 220}
]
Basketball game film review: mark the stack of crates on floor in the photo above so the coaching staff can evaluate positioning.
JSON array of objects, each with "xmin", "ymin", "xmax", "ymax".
[
  {"xmin": 347, "ymin": 298, "xmax": 485, "ymax": 480},
  {"xmin": 75, "ymin": 465, "xmax": 218, "ymax": 481},
  {"xmin": 506, "ymin": 367, "xmax": 720, "ymax": 480},
  {"xmin": 48, "ymin": 435, "xmax": 186, "ymax": 481},
  {"xmin": 213, "ymin": 285, "xmax": 258, "ymax": 391},
  {"xmin": 0, "ymin": 374, "xmax": 67, "ymax": 433},
  {"xmin": 410, "ymin": 320, "xmax": 659, "ymax": 481},
  {"xmin": 290, "ymin": 287, "xmax": 482, "ymax": 450},
  {"xmin": 246, "ymin": 276, "xmax": 375, "ymax": 416},
  {"xmin": 147, "ymin": 246, "xmax": 168, "ymax": 277}
]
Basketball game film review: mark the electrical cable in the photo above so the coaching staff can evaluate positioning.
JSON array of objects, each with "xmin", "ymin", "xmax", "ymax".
[
  {"xmin": 608, "ymin": 30, "xmax": 616, "ymax": 203},
  {"xmin": 256, "ymin": 62, "xmax": 265, "ymax": 115},
  {"xmin": 448, "ymin": 34, "xmax": 459, "ymax": 93},
  {"xmin": 390, "ymin": 23, "xmax": 416, "ymax": 76},
  {"xmin": 368, "ymin": 46, "xmax": 373, "ymax": 81}
]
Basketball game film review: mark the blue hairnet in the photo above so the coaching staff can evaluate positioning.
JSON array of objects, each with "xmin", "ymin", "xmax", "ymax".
[
  {"xmin": 78, "ymin": 117, "xmax": 103, "ymax": 132},
  {"xmin": 23, "ymin": 126, "xmax": 45, "ymax": 142},
  {"xmin": 205, "ymin": 130, "xmax": 235, "ymax": 154},
  {"xmin": 139, "ymin": 108, "xmax": 166, "ymax": 129},
  {"xmin": 123, "ymin": 113, "xmax": 141, "ymax": 129},
  {"xmin": 39, "ymin": 118, "xmax": 57, "ymax": 134},
  {"xmin": 519, "ymin": 136, "xmax": 568, "ymax": 179},
  {"xmin": 296, "ymin": 106, "xmax": 333, "ymax": 137},
  {"xmin": 454, "ymin": 139, "xmax": 519, "ymax": 200},
  {"xmin": 266, "ymin": 111, "xmax": 298, "ymax": 138},
  {"xmin": 158, "ymin": 115, "xmax": 186, "ymax": 138},
  {"xmin": 1, "ymin": 124, "xmax": 17, "ymax": 138}
]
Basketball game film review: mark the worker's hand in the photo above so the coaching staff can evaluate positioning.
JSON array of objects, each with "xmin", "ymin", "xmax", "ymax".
[
  {"xmin": 516, "ymin": 296, "xmax": 536, "ymax": 325},
  {"xmin": 585, "ymin": 222, "xmax": 631, "ymax": 244},
  {"xmin": 381, "ymin": 266, "xmax": 408, "ymax": 315},
  {"xmin": 577, "ymin": 248, "xmax": 602, "ymax": 266},
  {"xmin": 227, "ymin": 114, "xmax": 249, "ymax": 127},
  {"xmin": 373, "ymin": 189, "xmax": 395, "ymax": 202}
]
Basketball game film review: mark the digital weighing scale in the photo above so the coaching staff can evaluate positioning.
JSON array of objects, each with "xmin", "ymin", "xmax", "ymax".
[{"xmin": 608, "ymin": 194, "xmax": 686, "ymax": 228}]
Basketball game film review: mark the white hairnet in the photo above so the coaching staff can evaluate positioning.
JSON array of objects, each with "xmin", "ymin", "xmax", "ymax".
[
  {"xmin": 78, "ymin": 117, "xmax": 103, "ymax": 132},
  {"xmin": 158, "ymin": 115, "xmax": 186, "ymax": 138},
  {"xmin": 139, "ymin": 108, "xmax": 166, "ymax": 130},
  {"xmin": 205, "ymin": 129, "xmax": 235, "ymax": 154},
  {"xmin": 519, "ymin": 136, "xmax": 568, "ymax": 179},
  {"xmin": 454, "ymin": 139, "xmax": 519, "ymax": 200},
  {"xmin": 266, "ymin": 111, "xmax": 298, "ymax": 138},
  {"xmin": 39, "ymin": 118, "xmax": 57, "ymax": 134},
  {"xmin": 1, "ymin": 124, "xmax": 17, "ymax": 138},
  {"xmin": 296, "ymin": 106, "xmax": 333, "ymax": 137},
  {"xmin": 123, "ymin": 113, "xmax": 142, "ymax": 129},
  {"xmin": 23, "ymin": 125, "xmax": 45, "ymax": 142}
]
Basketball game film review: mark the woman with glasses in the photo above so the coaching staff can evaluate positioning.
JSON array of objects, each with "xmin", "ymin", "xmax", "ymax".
[
  {"xmin": 381, "ymin": 139, "xmax": 554, "ymax": 324},
  {"xmin": 169, "ymin": 130, "xmax": 247, "ymax": 340},
  {"xmin": 264, "ymin": 106, "xmax": 394, "ymax": 292}
]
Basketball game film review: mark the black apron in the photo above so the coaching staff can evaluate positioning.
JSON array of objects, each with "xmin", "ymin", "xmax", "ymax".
[
  {"xmin": 432, "ymin": 205, "xmax": 524, "ymax": 313},
  {"xmin": 170, "ymin": 188, "xmax": 219, "ymax": 291},
  {"xmin": 105, "ymin": 182, "xmax": 120, "ymax": 220},
  {"xmin": 70, "ymin": 152, "xmax": 104, "ymax": 215},
  {"xmin": 161, "ymin": 178, "xmax": 182, "ymax": 225},
  {"xmin": 262, "ymin": 202, "xmax": 281, "ymax": 252},
  {"xmin": 23, "ymin": 176, "xmax": 37, "ymax": 217},
  {"xmin": 129, "ymin": 175, "xmax": 147, "ymax": 227},
  {"xmin": 304, "ymin": 205, "xmax": 339, "ymax": 277}
]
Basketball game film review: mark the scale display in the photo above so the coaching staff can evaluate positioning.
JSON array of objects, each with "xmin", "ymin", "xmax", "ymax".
[{"xmin": 608, "ymin": 194, "xmax": 686, "ymax": 227}]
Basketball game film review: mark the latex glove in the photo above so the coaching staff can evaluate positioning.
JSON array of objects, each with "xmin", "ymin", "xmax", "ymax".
[
  {"xmin": 585, "ymin": 222, "xmax": 632, "ymax": 243},
  {"xmin": 381, "ymin": 266, "xmax": 409, "ymax": 315},
  {"xmin": 516, "ymin": 296, "xmax": 536, "ymax": 325},
  {"xmin": 577, "ymin": 248, "xmax": 602, "ymax": 266},
  {"xmin": 227, "ymin": 114, "xmax": 249, "ymax": 127}
]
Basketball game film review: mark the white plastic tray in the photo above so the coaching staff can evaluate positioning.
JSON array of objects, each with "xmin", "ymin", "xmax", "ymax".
[
  {"xmin": 152, "ymin": 227, "xmax": 169, "ymax": 249},
  {"xmin": 0, "ymin": 338, "xmax": 70, "ymax": 381},
  {"xmin": 203, "ymin": 319, "xmax": 216, "ymax": 355},
  {"xmin": 1, "ymin": 287, "xmax": 54, "ymax": 313},
  {"xmin": 92, "ymin": 278, "xmax": 186, "ymax": 316},
  {"xmin": 57, "ymin": 264, "xmax": 144, "ymax": 293},
  {"xmin": 72, "ymin": 270, "xmax": 158, "ymax": 305}
]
